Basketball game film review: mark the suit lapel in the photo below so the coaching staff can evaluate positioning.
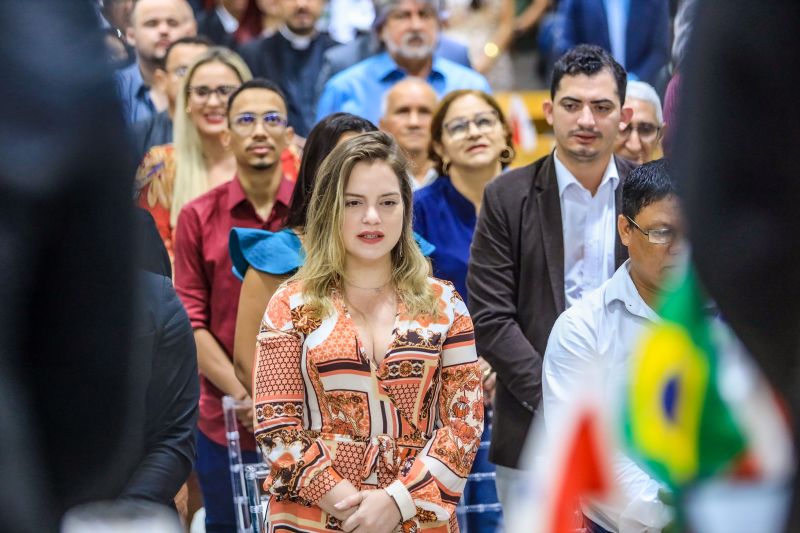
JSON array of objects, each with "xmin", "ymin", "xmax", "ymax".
[{"xmin": 536, "ymin": 155, "xmax": 566, "ymax": 313}]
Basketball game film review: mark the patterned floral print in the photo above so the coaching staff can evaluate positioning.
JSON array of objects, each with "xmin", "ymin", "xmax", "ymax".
[{"xmin": 253, "ymin": 278, "xmax": 483, "ymax": 532}]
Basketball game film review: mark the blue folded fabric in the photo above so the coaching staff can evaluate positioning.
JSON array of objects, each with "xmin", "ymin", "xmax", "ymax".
[
  {"xmin": 229, "ymin": 227, "xmax": 436, "ymax": 280},
  {"xmin": 229, "ymin": 227, "xmax": 304, "ymax": 280}
]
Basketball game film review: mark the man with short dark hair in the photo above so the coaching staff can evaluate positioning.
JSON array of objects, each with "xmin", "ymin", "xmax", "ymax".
[
  {"xmin": 131, "ymin": 35, "xmax": 212, "ymax": 165},
  {"xmin": 239, "ymin": 0, "xmax": 339, "ymax": 136},
  {"xmin": 379, "ymin": 77, "xmax": 438, "ymax": 189},
  {"xmin": 316, "ymin": 0, "xmax": 489, "ymax": 124},
  {"xmin": 116, "ymin": 0, "xmax": 196, "ymax": 124},
  {"xmin": 173, "ymin": 78, "xmax": 295, "ymax": 533},
  {"xmin": 543, "ymin": 159, "xmax": 679, "ymax": 532},
  {"xmin": 467, "ymin": 44, "xmax": 634, "ymax": 510}
]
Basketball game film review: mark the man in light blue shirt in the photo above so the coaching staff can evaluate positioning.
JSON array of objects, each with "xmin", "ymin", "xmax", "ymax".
[
  {"xmin": 543, "ymin": 159, "xmax": 681, "ymax": 533},
  {"xmin": 316, "ymin": 0, "xmax": 490, "ymax": 125}
]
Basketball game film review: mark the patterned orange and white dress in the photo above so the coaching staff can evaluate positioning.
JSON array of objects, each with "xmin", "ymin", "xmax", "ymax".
[{"xmin": 253, "ymin": 278, "xmax": 484, "ymax": 532}]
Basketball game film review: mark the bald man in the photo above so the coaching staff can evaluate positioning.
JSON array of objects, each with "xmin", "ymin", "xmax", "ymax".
[
  {"xmin": 117, "ymin": 0, "xmax": 197, "ymax": 124},
  {"xmin": 379, "ymin": 77, "xmax": 439, "ymax": 189}
]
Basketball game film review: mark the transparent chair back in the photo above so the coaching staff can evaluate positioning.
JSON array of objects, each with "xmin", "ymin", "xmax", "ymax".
[{"xmin": 223, "ymin": 395, "xmax": 270, "ymax": 533}]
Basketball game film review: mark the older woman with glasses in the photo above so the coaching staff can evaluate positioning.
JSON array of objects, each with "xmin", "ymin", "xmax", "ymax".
[
  {"xmin": 135, "ymin": 46, "xmax": 299, "ymax": 259},
  {"xmin": 413, "ymin": 89, "xmax": 514, "ymax": 533}
]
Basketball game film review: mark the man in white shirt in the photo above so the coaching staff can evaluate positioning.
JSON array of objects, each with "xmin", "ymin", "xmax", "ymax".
[{"xmin": 543, "ymin": 158, "xmax": 681, "ymax": 532}]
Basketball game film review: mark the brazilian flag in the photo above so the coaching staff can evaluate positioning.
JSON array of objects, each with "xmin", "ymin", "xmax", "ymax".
[{"xmin": 623, "ymin": 268, "xmax": 746, "ymax": 491}]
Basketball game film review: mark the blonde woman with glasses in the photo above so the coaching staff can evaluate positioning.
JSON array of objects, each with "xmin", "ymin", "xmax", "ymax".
[
  {"xmin": 252, "ymin": 131, "xmax": 483, "ymax": 533},
  {"xmin": 135, "ymin": 47, "xmax": 299, "ymax": 259}
]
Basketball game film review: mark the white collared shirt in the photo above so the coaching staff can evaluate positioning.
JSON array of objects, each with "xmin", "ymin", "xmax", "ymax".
[
  {"xmin": 408, "ymin": 167, "xmax": 439, "ymax": 191},
  {"xmin": 278, "ymin": 25, "xmax": 317, "ymax": 50},
  {"xmin": 554, "ymin": 151, "xmax": 619, "ymax": 308},
  {"xmin": 216, "ymin": 5, "xmax": 239, "ymax": 34},
  {"xmin": 543, "ymin": 261, "xmax": 673, "ymax": 532}
]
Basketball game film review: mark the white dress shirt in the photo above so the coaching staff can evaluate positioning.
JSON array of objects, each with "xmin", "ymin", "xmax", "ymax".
[
  {"xmin": 408, "ymin": 167, "xmax": 439, "ymax": 191},
  {"xmin": 543, "ymin": 261, "xmax": 673, "ymax": 532},
  {"xmin": 554, "ymin": 151, "xmax": 620, "ymax": 308},
  {"xmin": 215, "ymin": 5, "xmax": 239, "ymax": 34}
]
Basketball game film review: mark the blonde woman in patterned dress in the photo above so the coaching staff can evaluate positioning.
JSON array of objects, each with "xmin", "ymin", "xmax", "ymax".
[{"xmin": 253, "ymin": 131, "xmax": 484, "ymax": 532}]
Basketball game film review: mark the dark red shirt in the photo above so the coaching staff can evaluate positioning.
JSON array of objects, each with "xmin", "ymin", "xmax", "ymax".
[{"xmin": 174, "ymin": 175, "xmax": 295, "ymax": 448}]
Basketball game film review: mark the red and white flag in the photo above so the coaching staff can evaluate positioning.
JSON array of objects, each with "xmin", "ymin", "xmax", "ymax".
[
  {"xmin": 506, "ymin": 368, "xmax": 615, "ymax": 533},
  {"xmin": 508, "ymin": 93, "xmax": 538, "ymax": 153}
]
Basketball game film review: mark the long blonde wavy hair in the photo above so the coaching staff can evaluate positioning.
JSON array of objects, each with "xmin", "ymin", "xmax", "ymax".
[
  {"xmin": 293, "ymin": 131, "xmax": 439, "ymax": 319},
  {"xmin": 171, "ymin": 47, "xmax": 252, "ymax": 226}
]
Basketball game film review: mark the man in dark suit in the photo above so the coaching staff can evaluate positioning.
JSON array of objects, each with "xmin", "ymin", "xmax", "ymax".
[
  {"xmin": 239, "ymin": 0, "xmax": 339, "ymax": 136},
  {"xmin": 467, "ymin": 44, "xmax": 634, "ymax": 511},
  {"xmin": 675, "ymin": 1, "xmax": 800, "ymax": 530},
  {"xmin": 0, "ymin": 1, "xmax": 137, "ymax": 530},
  {"xmin": 553, "ymin": 0, "xmax": 669, "ymax": 85}
]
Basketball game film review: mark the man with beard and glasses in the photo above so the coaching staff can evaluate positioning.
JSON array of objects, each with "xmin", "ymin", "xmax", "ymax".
[
  {"xmin": 172, "ymin": 78, "xmax": 296, "ymax": 532},
  {"xmin": 239, "ymin": 0, "xmax": 340, "ymax": 136},
  {"xmin": 315, "ymin": 0, "xmax": 490, "ymax": 125}
]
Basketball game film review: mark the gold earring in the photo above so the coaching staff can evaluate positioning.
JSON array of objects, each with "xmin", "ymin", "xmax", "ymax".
[
  {"xmin": 442, "ymin": 158, "xmax": 451, "ymax": 175},
  {"xmin": 499, "ymin": 145, "xmax": 516, "ymax": 164}
]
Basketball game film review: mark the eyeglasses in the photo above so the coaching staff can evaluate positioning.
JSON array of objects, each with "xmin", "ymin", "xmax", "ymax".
[
  {"xmin": 443, "ymin": 111, "xmax": 500, "ymax": 140},
  {"xmin": 625, "ymin": 215, "xmax": 679, "ymax": 245},
  {"xmin": 187, "ymin": 84, "xmax": 238, "ymax": 102},
  {"xmin": 620, "ymin": 122, "xmax": 661, "ymax": 142},
  {"xmin": 231, "ymin": 112, "xmax": 289, "ymax": 136}
]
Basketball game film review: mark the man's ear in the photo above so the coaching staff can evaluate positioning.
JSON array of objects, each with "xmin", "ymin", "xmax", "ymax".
[
  {"xmin": 618, "ymin": 213, "xmax": 632, "ymax": 247},
  {"xmin": 620, "ymin": 105, "xmax": 634, "ymax": 126},
  {"xmin": 658, "ymin": 122, "xmax": 668, "ymax": 141},
  {"xmin": 542, "ymin": 100, "xmax": 554, "ymax": 127},
  {"xmin": 126, "ymin": 26, "xmax": 136, "ymax": 48},
  {"xmin": 284, "ymin": 126, "xmax": 295, "ymax": 150}
]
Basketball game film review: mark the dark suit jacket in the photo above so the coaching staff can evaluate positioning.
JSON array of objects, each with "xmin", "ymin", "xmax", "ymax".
[
  {"xmin": 0, "ymin": 1, "xmax": 136, "ymax": 530},
  {"xmin": 554, "ymin": 0, "xmax": 669, "ymax": 85},
  {"xmin": 467, "ymin": 153, "xmax": 633, "ymax": 468},
  {"xmin": 676, "ymin": 2, "xmax": 800, "ymax": 529},
  {"xmin": 196, "ymin": 9, "xmax": 236, "ymax": 49},
  {"xmin": 239, "ymin": 31, "xmax": 340, "ymax": 136},
  {"xmin": 120, "ymin": 271, "xmax": 199, "ymax": 506}
]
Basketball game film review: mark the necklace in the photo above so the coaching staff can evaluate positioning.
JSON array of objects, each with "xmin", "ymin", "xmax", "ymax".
[{"xmin": 343, "ymin": 277, "xmax": 392, "ymax": 293}]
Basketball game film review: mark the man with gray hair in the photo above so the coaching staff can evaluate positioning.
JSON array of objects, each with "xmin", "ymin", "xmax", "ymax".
[
  {"xmin": 316, "ymin": 0, "xmax": 490, "ymax": 124},
  {"xmin": 615, "ymin": 80, "xmax": 664, "ymax": 165}
]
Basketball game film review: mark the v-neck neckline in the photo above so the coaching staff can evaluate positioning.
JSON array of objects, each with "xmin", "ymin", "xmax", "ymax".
[{"xmin": 337, "ymin": 291, "xmax": 404, "ymax": 374}]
